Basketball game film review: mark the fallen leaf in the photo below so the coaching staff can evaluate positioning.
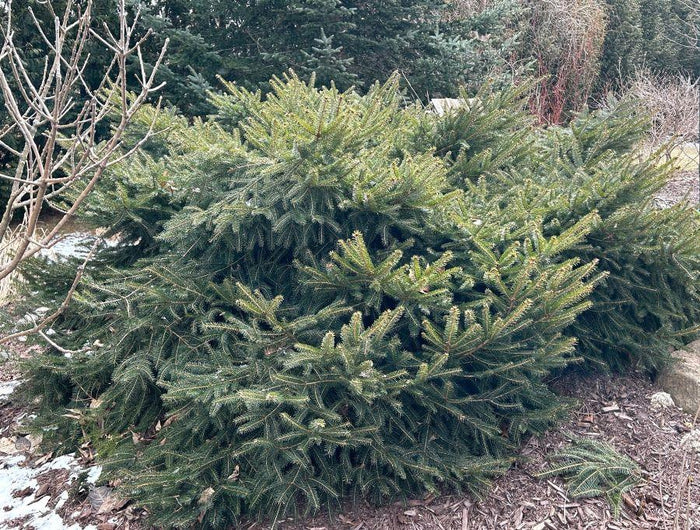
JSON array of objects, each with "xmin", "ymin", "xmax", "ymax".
[
  {"xmin": 12, "ymin": 487, "xmax": 33, "ymax": 499},
  {"xmin": 0, "ymin": 437, "xmax": 18, "ymax": 454},
  {"xmin": 26, "ymin": 433, "xmax": 42, "ymax": 451},
  {"xmin": 198, "ymin": 486, "xmax": 215, "ymax": 505},
  {"xmin": 33, "ymin": 483, "xmax": 50, "ymax": 499},
  {"xmin": 97, "ymin": 494, "xmax": 129, "ymax": 514},
  {"xmin": 227, "ymin": 465, "xmax": 240, "ymax": 481}
]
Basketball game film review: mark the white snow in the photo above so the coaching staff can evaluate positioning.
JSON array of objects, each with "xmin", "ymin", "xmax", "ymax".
[
  {"xmin": 0, "ymin": 380, "xmax": 21, "ymax": 399},
  {"xmin": 0, "ymin": 446, "xmax": 101, "ymax": 529},
  {"xmin": 0, "ymin": 380, "xmax": 103, "ymax": 528}
]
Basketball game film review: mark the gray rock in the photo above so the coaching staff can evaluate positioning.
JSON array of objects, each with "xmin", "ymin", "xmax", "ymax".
[
  {"xmin": 657, "ymin": 339, "xmax": 700, "ymax": 415},
  {"xmin": 650, "ymin": 391, "xmax": 675, "ymax": 409},
  {"xmin": 680, "ymin": 430, "xmax": 700, "ymax": 453}
]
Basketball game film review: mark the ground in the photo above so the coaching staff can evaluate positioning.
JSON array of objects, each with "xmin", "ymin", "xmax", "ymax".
[{"xmin": 275, "ymin": 373, "xmax": 700, "ymax": 530}]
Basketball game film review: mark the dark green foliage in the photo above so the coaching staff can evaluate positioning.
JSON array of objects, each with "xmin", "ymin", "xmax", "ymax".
[
  {"xmin": 428, "ymin": 91, "xmax": 700, "ymax": 370},
  {"xmin": 598, "ymin": 0, "xmax": 700, "ymax": 91},
  {"xmin": 538, "ymin": 436, "xmax": 642, "ymax": 516},
  {"xmin": 598, "ymin": 0, "xmax": 643, "ymax": 90},
  {"xmin": 2, "ymin": 0, "xmax": 521, "ymax": 115},
  {"xmin": 17, "ymin": 75, "xmax": 699, "ymax": 527}
]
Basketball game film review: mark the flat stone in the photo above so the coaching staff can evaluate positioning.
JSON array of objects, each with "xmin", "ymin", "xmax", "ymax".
[{"xmin": 657, "ymin": 340, "xmax": 700, "ymax": 415}]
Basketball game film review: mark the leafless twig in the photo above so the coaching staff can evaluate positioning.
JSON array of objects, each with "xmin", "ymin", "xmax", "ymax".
[
  {"xmin": 0, "ymin": 0, "xmax": 168, "ymax": 282},
  {"xmin": 0, "ymin": 0, "xmax": 167, "ymax": 344}
]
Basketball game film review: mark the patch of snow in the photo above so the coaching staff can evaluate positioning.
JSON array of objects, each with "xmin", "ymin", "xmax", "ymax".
[
  {"xmin": 0, "ymin": 380, "xmax": 21, "ymax": 400},
  {"xmin": 47, "ymin": 454, "xmax": 81, "ymax": 471},
  {"xmin": 0, "ymin": 452, "xmax": 99, "ymax": 529},
  {"xmin": 38, "ymin": 232, "xmax": 119, "ymax": 263},
  {"xmin": 38, "ymin": 233, "xmax": 98, "ymax": 262},
  {"xmin": 86, "ymin": 465, "xmax": 102, "ymax": 485}
]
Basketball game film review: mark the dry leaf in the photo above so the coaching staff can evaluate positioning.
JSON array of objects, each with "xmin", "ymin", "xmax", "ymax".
[
  {"xmin": 87, "ymin": 486, "xmax": 113, "ymax": 510},
  {"xmin": 198, "ymin": 486, "xmax": 215, "ymax": 505},
  {"xmin": 0, "ymin": 437, "xmax": 18, "ymax": 454}
]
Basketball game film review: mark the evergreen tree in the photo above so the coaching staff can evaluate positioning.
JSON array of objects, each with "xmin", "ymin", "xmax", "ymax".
[
  {"xmin": 17, "ymin": 75, "xmax": 600, "ymax": 527},
  {"xmin": 597, "ymin": 0, "xmax": 643, "ymax": 90},
  {"xmin": 597, "ymin": 0, "xmax": 700, "ymax": 91},
  {"xmin": 298, "ymin": 30, "xmax": 358, "ymax": 88},
  {"xmin": 427, "ymin": 89, "xmax": 700, "ymax": 369}
]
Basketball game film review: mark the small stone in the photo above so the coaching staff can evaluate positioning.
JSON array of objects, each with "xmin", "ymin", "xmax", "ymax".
[
  {"xmin": 680, "ymin": 430, "xmax": 700, "ymax": 454},
  {"xmin": 650, "ymin": 392, "xmax": 675, "ymax": 409},
  {"xmin": 14, "ymin": 436, "xmax": 31, "ymax": 452}
]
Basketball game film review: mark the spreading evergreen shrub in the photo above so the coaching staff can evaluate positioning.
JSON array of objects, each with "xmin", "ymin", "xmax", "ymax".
[{"xmin": 15, "ymin": 74, "xmax": 699, "ymax": 527}]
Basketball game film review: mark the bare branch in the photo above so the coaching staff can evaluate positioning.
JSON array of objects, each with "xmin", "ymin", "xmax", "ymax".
[{"xmin": 0, "ymin": 0, "xmax": 168, "ymax": 289}]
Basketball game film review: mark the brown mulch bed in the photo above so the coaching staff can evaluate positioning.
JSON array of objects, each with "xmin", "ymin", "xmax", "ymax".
[{"xmin": 273, "ymin": 373, "xmax": 699, "ymax": 530}]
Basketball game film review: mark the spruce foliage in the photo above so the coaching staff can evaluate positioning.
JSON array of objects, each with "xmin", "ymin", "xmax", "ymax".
[
  {"xmin": 2, "ymin": 0, "xmax": 521, "ymax": 116},
  {"xmin": 538, "ymin": 436, "xmax": 642, "ymax": 516},
  {"xmin": 15, "ymin": 74, "xmax": 699, "ymax": 527}
]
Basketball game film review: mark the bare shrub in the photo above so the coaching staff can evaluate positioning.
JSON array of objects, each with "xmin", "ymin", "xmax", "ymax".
[
  {"xmin": 0, "ymin": 0, "xmax": 167, "ymax": 340},
  {"xmin": 0, "ymin": 226, "xmax": 22, "ymax": 306},
  {"xmin": 627, "ymin": 69, "xmax": 699, "ymax": 158},
  {"xmin": 528, "ymin": 0, "xmax": 607, "ymax": 124}
]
